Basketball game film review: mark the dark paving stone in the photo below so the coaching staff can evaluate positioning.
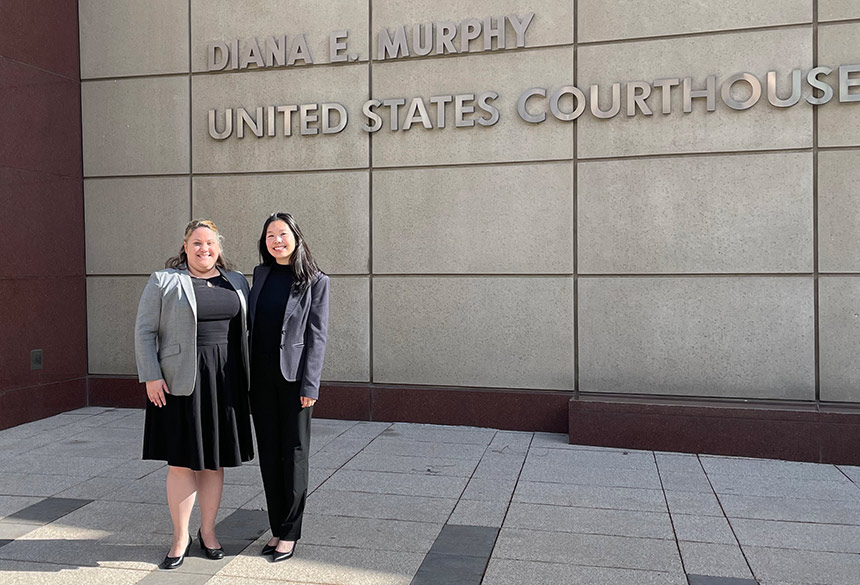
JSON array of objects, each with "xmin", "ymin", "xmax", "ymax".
[
  {"xmin": 212, "ymin": 508, "xmax": 269, "ymax": 541},
  {"xmin": 410, "ymin": 525, "xmax": 499, "ymax": 585},
  {"xmin": 0, "ymin": 539, "xmax": 12, "ymax": 548},
  {"xmin": 411, "ymin": 552, "xmax": 487, "ymax": 585},
  {"xmin": 687, "ymin": 575, "xmax": 759, "ymax": 585},
  {"xmin": 3, "ymin": 498, "xmax": 92, "ymax": 526},
  {"xmin": 427, "ymin": 524, "xmax": 498, "ymax": 558}
]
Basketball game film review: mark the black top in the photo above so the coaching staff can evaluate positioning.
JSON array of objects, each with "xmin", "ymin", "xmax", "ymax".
[
  {"xmin": 252, "ymin": 263, "xmax": 294, "ymax": 356},
  {"xmin": 192, "ymin": 275, "xmax": 241, "ymax": 346}
]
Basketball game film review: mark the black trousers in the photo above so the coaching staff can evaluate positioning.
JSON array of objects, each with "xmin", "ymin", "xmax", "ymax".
[{"xmin": 250, "ymin": 361, "xmax": 312, "ymax": 540}]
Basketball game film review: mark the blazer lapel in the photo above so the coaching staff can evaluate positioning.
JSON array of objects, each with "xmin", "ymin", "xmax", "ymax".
[
  {"xmin": 178, "ymin": 269, "xmax": 197, "ymax": 320},
  {"xmin": 249, "ymin": 265, "xmax": 270, "ymax": 329},
  {"xmin": 283, "ymin": 284, "xmax": 302, "ymax": 322}
]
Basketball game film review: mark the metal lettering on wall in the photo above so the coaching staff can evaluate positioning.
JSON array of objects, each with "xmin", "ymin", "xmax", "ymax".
[{"xmin": 204, "ymin": 12, "xmax": 860, "ymax": 140}]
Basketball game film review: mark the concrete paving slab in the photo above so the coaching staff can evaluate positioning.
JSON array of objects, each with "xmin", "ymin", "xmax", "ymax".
[
  {"xmin": 136, "ymin": 571, "xmax": 212, "ymax": 585},
  {"xmin": 492, "ymin": 527, "xmax": 684, "ymax": 573},
  {"xmin": 837, "ymin": 465, "xmax": 860, "ymax": 484},
  {"xmin": 343, "ymin": 452, "xmax": 479, "ymax": 477},
  {"xmin": 2, "ymin": 455, "xmax": 129, "ymax": 478},
  {"xmin": 308, "ymin": 489, "xmax": 456, "ymax": 523},
  {"xmin": 0, "ymin": 523, "xmax": 37, "ymax": 540},
  {"xmin": 672, "ymin": 514, "xmax": 737, "ymax": 544},
  {"xmin": 0, "ymin": 536, "xmax": 166, "ymax": 571},
  {"xmin": 718, "ymin": 493, "xmax": 860, "ymax": 524},
  {"xmin": 221, "ymin": 466, "xmax": 263, "ymax": 487},
  {"xmin": 505, "ymin": 502, "xmax": 673, "ymax": 539},
  {"xmin": 744, "ymin": 545, "xmax": 860, "ymax": 585},
  {"xmin": 0, "ymin": 561, "xmax": 148, "ymax": 584},
  {"xmin": 530, "ymin": 432, "xmax": 574, "ymax": 449},
  {"xmin": 362, "ymin": 438, "xmax": 486, "ymax": 461},
  {"xmin": 311, "ymin": 441, "xmax": 372, "ymax": 469},
  {"xmin": 665, "ymin": 491, "xmax": 725, "ymax": 517},
  {"xmin": 322, "ymin": 470, "xmax": 468, "ymax": 498},
  {"xmin": 0, "ymin": 474, "xmax": 88, "ymax": 498},
  {"xmin": 4, "ymin": 498, "xmax": 92, "ymax": 526},
  {"xmin": 709, "ymin": 475, "xmax": 860, "ymax": 500},
  {"xmin": 701, "ymin": 456, "xmax": 846, "ymax": 481},
  {"xmin": 26, "ymin": 439, "xmax": 142, "ymax": 460},
  {"xmin": 471, "ymin": 453, "xmax": 525, "ymax": 480},
  {"xmin": 0, "ymin": 497, "xmax": 44, "ymax": 521},
  {"xmin": 92, "ymin": 459, "xmax": 167, "ymax": 479},
  {"xmin": 520, "ymin": 461, "xmax": 663, "ymax": 488},
  {"xmin": 335, "ymin": 421, "xmax": 392, "ymax": 440},
  {"xmin": 59, "ymin": 477, "xmax": 136, "ymax": 500},
  {"xmin": 380, "ymin": 424, "xmax": 495, "ymax": 445},
  {"xmin": 447, "ymin": 499, "xmax": 508, "ymax": 528},
  {"xmin": 732, "ymin": 518, "xmax": 860, "ymax": 553},
  {"xmin": 679, "ymin": 542, "xmax": 753, "ymax": 579},
  {"xmin": 527, "ymin": 446, "xmax": 658, "ymax": 471},
  {"xmin": 656, "ymin": 453, "xmax": 704, "ymax": 474},
  {"xmin": 487, "ymin": 431, "xmax": 533, "ymax": 455},
  {"xmin": 217, "ymin": 539, "xmax": 424, "ymax": 585},
  {"xmin": 658, "ymin": 471, "xmax": 715, "ymax": 493},
  {"xmin": 513, "ymin": 481, "xmax": 667, "ymax": 512},
  {"xmin": 301, "ymin": 513, "xmax": 442, "ymax": 553},
  {"xmin": 483, "ymin": 558, "xmax": 687, "ymax": 585},
  {"xmin": 211, "ymin": 508, "xmax": 269, "ymax": 542},
  {"xmin": 461, "ymin": 477, "xmax": 517, "ymax": 503}
]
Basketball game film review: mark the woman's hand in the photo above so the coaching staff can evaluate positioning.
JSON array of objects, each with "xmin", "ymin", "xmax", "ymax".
[
  {"xmin": 145, "ymin": 379, "xmax": 170, "ymax": 407},
  {"xmin": 300, "ymin": 396, "xmax": 316, "ymax": 409}
]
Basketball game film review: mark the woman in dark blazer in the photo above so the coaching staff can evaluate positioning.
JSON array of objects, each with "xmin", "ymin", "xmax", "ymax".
[
  {"xmin": 248, "ymin": 212, "xmax": 330, "ymax": 562},
  {"xmin": 135, "ymin": 219, "xmax": 254, "ymax": 569}
]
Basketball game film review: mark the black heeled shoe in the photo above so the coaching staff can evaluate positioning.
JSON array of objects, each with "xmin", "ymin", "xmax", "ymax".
[
  {"xmin": 272, "ymin": 541, "xmax": 296, "ymax": 562},
  {"xmin": 158, "ymin": 535, "xmax": 192, "ymax": 570},
  {"xmin": 261, "ymin": 542, "xmax": 277, "ymax": 555},
  {"xmin": 198, "ymin": 528, "xmax": 225, "ymax": 560}
]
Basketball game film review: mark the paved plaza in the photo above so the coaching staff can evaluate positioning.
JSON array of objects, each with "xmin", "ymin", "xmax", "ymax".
[{"xmin": 0, "ymin": 408, "xmax": 859, "ymax": 584}]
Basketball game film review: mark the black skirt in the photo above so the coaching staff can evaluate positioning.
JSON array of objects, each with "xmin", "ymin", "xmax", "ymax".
[{"xmin": 142, "ymin": 340, "xmax": 254, "ymax": 471}]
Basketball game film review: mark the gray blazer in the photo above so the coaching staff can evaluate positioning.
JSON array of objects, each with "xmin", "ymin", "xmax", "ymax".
[
  {"xmin": 249, "ymin": 265, "xmax": 330, "ymax": 400},
  {"xmin": 134, "ymin": 267, "xmax": 251, "ymax": 397}
]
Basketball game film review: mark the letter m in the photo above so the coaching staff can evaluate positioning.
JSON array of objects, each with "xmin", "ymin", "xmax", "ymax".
[{"xmin": 378, "ymin": 26, "xmax": 409, "ymax": 60}]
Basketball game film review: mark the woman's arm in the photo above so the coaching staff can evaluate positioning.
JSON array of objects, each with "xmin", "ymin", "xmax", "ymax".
[
  {"xmin": 134, "ymin": 273, "xmax": 164, "ymax": 384},
  {"xmin": 299, "ymin": 274, "xmax": 330, "ymax": 401}
]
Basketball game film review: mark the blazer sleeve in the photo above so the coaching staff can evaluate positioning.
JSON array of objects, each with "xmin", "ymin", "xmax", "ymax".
[
  {"xmin": 134, "ymin": 273, "xmax": 164, "ymax": 383},
  {"xmin": 299, "ymin": 273, "xmax": 330, "ymax": 400}
]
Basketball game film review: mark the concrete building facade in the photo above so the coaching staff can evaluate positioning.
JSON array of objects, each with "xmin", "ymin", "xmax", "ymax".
[{"xmin": 5, "ymin": 1, "xmax": 860, "ymax": 463}]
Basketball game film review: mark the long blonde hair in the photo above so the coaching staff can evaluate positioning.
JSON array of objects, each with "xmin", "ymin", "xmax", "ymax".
[{"xmin": 165, "ymin": 219, "xmax": 234, "ymax": 270}]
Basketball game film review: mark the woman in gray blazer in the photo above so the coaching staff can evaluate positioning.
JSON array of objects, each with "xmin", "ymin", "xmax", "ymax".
[
  {"xmin": 135, "ymin": 219, "xmax": 254, "ymax": 569},
  {"xmin": 248, "ymin": 212, "xmax": 329, "ymax": 562}
]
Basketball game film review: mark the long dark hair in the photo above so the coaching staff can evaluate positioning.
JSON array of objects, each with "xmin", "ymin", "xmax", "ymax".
[
  {"xmin": 258, "ymin": 212, "xmax": 321, "ymax": 292},
  {"xmin": 166, "ymin": 219, "xmax": 234, "ymax": 270}
]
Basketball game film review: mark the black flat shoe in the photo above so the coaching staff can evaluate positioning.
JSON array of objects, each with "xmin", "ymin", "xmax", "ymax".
[
  {"xmin": 261, "ymin": 543, "xmax": 277, "ymax": 555},
  {"xmin": 198, "ymin": 528, "xmax": 225, "ymax": 560},
  {"xmin": 272, "ymin": 542, "xmax": 296, "ymax": 562},
  {"xmin": 158, "ymin": 536, "xmax": 192, "ymax": 570}
]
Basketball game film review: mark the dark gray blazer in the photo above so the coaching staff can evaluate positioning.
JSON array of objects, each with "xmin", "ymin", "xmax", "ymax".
[
  {"xmin": 134, "ymin": 267, "xmax": 251, "ymax": 396},
  {"xmin": 249, "ymin": 265, "xmax": 330, "ymax": 400}
]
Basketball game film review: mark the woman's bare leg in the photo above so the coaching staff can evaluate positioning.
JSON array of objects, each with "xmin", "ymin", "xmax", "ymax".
[
  {"xmin": 195, "ymin": 468, "xmax": 224, "ymax": 548},
  {"xmin": 166, "ymin": 466, "xmax": 197, "ymax": 556}
]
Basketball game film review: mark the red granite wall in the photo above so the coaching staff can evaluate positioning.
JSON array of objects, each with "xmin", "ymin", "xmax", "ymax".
[{"xmin": 0, "ymin": 1, "xmax": 87, "ymax": 429}]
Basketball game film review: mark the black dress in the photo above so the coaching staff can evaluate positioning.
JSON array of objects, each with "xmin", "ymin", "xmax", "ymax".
[{"xmin": 142, "ymin": 274, "xmax": 254, "ymax": 471}]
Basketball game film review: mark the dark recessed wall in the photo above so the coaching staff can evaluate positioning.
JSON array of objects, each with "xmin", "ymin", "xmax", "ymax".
[{"xmin": 0, "ymin": 1, "xmax": 87, "ymax": 429}]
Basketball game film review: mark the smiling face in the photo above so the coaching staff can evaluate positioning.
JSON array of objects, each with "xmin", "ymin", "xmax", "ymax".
[
  {"xmin": 265, "ymin": 220, "xmax": 296, "ymax": 264},
  {"xmin": 183, "ymin": 226, "xmax": 220, "ymax": 274}
]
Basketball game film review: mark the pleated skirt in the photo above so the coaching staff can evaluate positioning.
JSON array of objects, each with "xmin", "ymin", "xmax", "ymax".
[{"xmin": 142, "ymin": 342, "xmax": 254, "ymax": 471}]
